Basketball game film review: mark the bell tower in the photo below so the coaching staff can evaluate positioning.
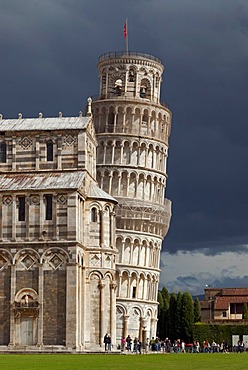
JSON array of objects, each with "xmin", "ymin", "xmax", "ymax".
[{"xmin": 92, "ymin": 51, "xmax": 172, "ymax": 342}]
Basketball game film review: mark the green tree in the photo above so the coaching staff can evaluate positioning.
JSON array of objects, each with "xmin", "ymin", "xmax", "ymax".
[
  {"xmin": 175, "ymin": 291, "xmax": 182, "ymax": 339},
  {"xmin": 243, "ymin": 303, "xmax": 248, "ymax": 319},
  {"xmin": 161, "ymin": 287, "xmax": 170, "ymax": 303},
  {"xmin": 194, "ymin": 297, "xmax": 201, "ymax": 322},
  {"xmin": 181, "ymin": 291, "xmax": 194, "ymax": 342},
  {"xmin": 157, "ymin": 291, "xmax": 165, "ymax": 337},
  {"xmin": 169, "ymin": 292, "xmax": 178, "ymax": 340},
  {"xmin": 157, "ymin": 288, "xmax": 170, "ymax": 338}
]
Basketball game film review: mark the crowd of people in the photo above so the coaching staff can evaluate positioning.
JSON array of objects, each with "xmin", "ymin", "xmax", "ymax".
[{"xmin": 104, "ymin": 334, "xmax": 247, "ymax": 353}]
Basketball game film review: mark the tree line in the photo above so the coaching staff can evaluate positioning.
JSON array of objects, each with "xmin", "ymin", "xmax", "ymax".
[{"xmin": 157, "ymin": 287, "xmax": 201, "ymax": 342}]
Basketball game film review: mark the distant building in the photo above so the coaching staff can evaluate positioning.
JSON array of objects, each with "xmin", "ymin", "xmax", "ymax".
[
  {"xmin": 201, "ymin": 288, "xmax": 248, "ymax": 322},
  {"xmin": 0, "ymin": 51, "xmax": 172, "ymax": 351}
]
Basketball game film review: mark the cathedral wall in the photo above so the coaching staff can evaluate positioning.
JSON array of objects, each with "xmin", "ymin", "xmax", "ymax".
[
  {"xmin": 43, "ymin": 269, "xmax": 66, "ymax": 345},
  {"xmin": 0, "ymin": 265, "xmax": 10, "ymax": 345},
  {"xmin": 89, "ymin": 274, "xmax": 101, "ymax": 344},
  {"xmin": 0, "ymin": 130, "xmax": 89, "ymax": 173},
  {"xmin": 16, "ymin": 270, "xmax": 39, "ymax": 294},
  {"xmin": 0, "ymin": 192, "xmax": 79, "ymax": 243}
]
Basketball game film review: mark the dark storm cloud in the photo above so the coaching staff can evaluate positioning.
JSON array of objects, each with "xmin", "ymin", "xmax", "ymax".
[
  {"xmin": 166, "ymin": 272, "xmax": 248, "ymax": 296},
  {"xmin": 1, "ymin": 0, "xmax": 248, "ymax": 256}
]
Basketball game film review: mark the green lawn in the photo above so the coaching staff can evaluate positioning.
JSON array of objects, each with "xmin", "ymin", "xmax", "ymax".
[{"xmin": 0, "ymin": 353, "xmax": 247, "ymax": 370}]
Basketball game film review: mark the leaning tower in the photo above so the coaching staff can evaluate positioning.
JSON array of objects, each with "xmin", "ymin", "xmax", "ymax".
[{"xmin": 92, "ymin": 51, "xmax": 172, "ymax": 343}]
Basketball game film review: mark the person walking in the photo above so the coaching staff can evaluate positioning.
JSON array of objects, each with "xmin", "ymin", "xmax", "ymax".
[{"xmin": 103, "ymin": 333, "xmax": 108, "ymax": 351}]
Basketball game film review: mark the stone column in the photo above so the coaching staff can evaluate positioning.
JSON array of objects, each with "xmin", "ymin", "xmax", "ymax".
[
  {"xmin": 110, "ymin": 212, "xmax": 115, "ymax": 248},
  {"xmin": 113, "ymin": 109, "xmax": 117, "ymax": 133},
  {"xmin": 144, "ymin": 146, "xmax": 148, "ymax": 168},
  {"xmin": 127, "ymin": 274, "xmax": 131, "ymax": 298},
  {"xmin": 0, "ymin": 195, "xmax": 2, "ymax": 241},
  {"xmin": 105, "ymin": 109, "xmax": 109, "ymax": 131},
  {"xmin": 129, "ymin": 243, "xmax": 133, "ymax": 265},
  {"xmin": 57, "ymin": 134, "xmax": 62, "ymax": 170},
  {"xmin": 9, "ymin": 263, "xmax": 16, "ymax": 346},
  {"xmin": 35, "ymin": 136, "xmax": 40, "ymax": 170},
  {"xmin": 103, "ymin": 142, "xmax": 107, "ymax": 164},
  {"xmin": 81, "ymin": 267, "xmax": 86, "ymax": 347},
  {"xmin": 100, "ymin": 210, "xmax": 105, "ymax": 248},
  {"xmin": 122, "ymin": 111, "xmax": 126, "ymax": 133},
  {"xmin": 140, "ymin": 319, "xmax": 148, "ymax": 346},
  {"xmin": 120, "ymin": 143, "xmax": 124, "ymax": 163},
  {"xmin": 53, "ymin": 194, "xmax": 58, "ymax": 240},
  {"xmin": 99, "ymin": 280, "xmax": 106, "ymax": 346},
  {"xmin": 105, "ymin": 72, "xmax": 109, "ymax": 97},
  {"xmin": 111, "ymin": 141, "xmax": 115, "ymax": 164},
  {"xmin": 66, "ymin": 262, "xmax": 79, "ymax": 349},
  {"xmin": 109, "ymin": 171, "xmax": 113, "ymax": 194},
  {"xmin": 117, "ymin": 174, "xmax": 121, "ymax": 196},
  {"xmin": 12, "ymin": 137, "xmax": 16, "ymax": 171},
  {"xmin": 39, "ymin": 195, "xmax": 44, "ymax": 239},
  {"xmin": 110, "ymin": 282, "xmax": 117, "ymax": 345},
  {"xmin": 147, "ymin": 115, "xmax": 151, "ymax": 136},
  {"xmin": 37, "ymin": 263, "xmax": 44, "ymax": 346},
  {"xmin": 117, "ymin": 273, "xmax": 122, "ymax": 298},
  {"xmin": 121, "ymin": 241, "xmax": 125, "ymax": 264},
  {"xmin": 138, "ymin": 317, "xmax": 143, "ymax": 342},
  {"xmin": 143, "ymin": 277, "xmax": 147, "ymax": 300},
  {"xmin": 124, "ymin": 70, "xmax": 128, "ymax": 94},
  {"xmin": 12, "ymin": 196, "xmax": 16, "ymax": 241},
  {"xmin": 123, "ymin": 315, "xmax": 129, "ymax": 338},
  {"xmin": 98, "ymin": 113, "xmax": 102, "ymax": 132},
  {"xmin": 25, "ymin": 195, "xmax": 29, "ymax": 240},
  {"xmin": 77, "ymin": 263, "xmax": 82, "ymax": 349},
  {"xmin": 150, "ymin": 318, "xmax": 158, "ymax": 339},
  {"xmin": 126, "ymin": 174, "xmax": 130, "ymax": 197},
  {"xmin": 100, "ymin": 172, "xmax": 104, "ymax": 189}
]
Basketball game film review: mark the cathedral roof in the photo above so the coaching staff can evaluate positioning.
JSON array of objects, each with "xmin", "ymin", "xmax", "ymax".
[
  {"xmin": 0, "ymin": 116, "xmax": 91, "ymax": 131},
  {"xmin": 88, "ymin": 183, "xmax": 117, "ymax": 203},
  {"xmin": 0, "ymin": 171, "xmax": 85, "ymax": 191}
]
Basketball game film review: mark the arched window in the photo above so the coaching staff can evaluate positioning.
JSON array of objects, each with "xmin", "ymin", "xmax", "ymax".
[
  {"xmin": 0, "ymin": 142, "xmax": 6, "ymax": 163},
  {"xmin": 114, "ymin": 79, "xmax": 122, "ymax": 96},
  {"xmin": 140, "ymin": 79, "xmax": 151, "ymax": 99},
  {"xmin": 129, "ymin": 68, "xmax": 135, "ymax": 82},
  {"xmin": 91, "ymin": 207, "xmax": 97, "ymax": 222},
  {"xmin": 46, "ymin": 140, "xmax": 53, "ymax": 161}
]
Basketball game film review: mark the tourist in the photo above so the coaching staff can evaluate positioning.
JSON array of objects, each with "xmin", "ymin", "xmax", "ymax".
[{"xmin": 126, "ymin": 335, "xmax": 132, "ymax": 351}]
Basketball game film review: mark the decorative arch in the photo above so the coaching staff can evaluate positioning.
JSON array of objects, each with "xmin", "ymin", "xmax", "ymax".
[
  {"xmin": 14, "ymin": 248, "xmax": 40, "ymax": 269},
  {"xmin": 41, "ymin": 247, "xmax": 69, "ymax": 269},
  {"xmin": 0, "ymin": 249, "xmax": 13, "ymax": 268},
  {"xmin": 15, "ymin": 288, "xmax": 38, "ymax": 303}
]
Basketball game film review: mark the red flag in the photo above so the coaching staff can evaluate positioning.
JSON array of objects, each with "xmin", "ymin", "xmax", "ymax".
[{"xmin": 124, "ymin": 21, "xmax": 127, "ymax": 39}]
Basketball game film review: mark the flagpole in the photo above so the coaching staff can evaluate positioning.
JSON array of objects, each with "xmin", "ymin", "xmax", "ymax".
[{"xmin": 126, "ymin": 18, "xmax": 129, "ymax": 54}]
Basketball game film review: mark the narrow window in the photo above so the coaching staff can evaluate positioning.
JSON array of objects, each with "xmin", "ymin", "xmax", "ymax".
[
  {"xmin": 47, "ymin": 140, "xmax": 53, "ymax": 161},
  {"xmin": 222, "ymin": 311, "xmax": 227, "ymax": 318},
  {"xmin": 132, "ymin": 286, "xmax": 136, "ymax": 298},
  {"xmin": 45, "ymin": 195, "xmax": 53, "ymax": 220},
  {"xmin": 91, "ymin": 207, "xmax": 97, "ymax": 222},
  {"xmin": 0, "ymin": 142, "xmax": 6, "ymax": 163},
  {"xmin": 18, "ymin": 196, "xmax": 25, "ymax": 221}
]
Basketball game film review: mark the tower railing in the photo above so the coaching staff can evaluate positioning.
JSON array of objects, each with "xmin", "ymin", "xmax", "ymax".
[
  {"xmin": 98, "ymin": 51, "xmax": 162, "ymax": 64},
  {"xmin": 91, "ymin": 94, "xmax": 170, "ymax": 109}
]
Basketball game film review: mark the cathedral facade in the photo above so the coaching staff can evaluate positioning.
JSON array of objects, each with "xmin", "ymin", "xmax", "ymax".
[{"xmin": 0, "ymin": 51, "xmax": 172, "ymax": 351}]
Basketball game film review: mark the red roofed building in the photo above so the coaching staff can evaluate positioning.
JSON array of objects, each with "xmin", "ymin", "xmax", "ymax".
[{"xmin": 201, "ymin": 288, "xmax": 248, "ymax": 322}]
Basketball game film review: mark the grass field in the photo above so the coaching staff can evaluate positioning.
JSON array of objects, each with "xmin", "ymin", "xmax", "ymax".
[{"xmin": 0, "ymin": 353, "xmax": 247, "ymax": 370}]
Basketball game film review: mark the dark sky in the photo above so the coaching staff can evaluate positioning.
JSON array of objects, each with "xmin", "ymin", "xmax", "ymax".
[{"xmin": 1, "ymin": 0, "xmax": 248, "ymax": 293}]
